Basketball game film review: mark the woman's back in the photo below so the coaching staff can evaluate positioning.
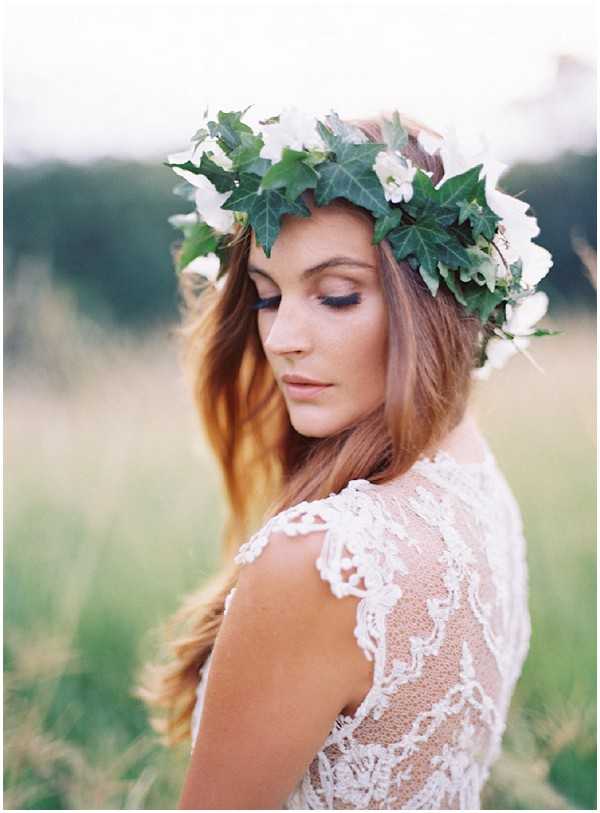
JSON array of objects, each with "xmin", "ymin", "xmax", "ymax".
[{"xmin": 191, "ymin": 435, "xmax": 531, "ymax": 809}]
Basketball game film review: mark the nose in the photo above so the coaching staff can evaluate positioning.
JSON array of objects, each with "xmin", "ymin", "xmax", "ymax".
[{"xmin": 262, "ymin": 298, "xmax": 311, "ymax": 356}]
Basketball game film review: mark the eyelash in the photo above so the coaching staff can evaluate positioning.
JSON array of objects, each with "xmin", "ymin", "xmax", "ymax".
[{"xmin": 251, "ymin": 293, "xmax": 362, "ymax": 311}]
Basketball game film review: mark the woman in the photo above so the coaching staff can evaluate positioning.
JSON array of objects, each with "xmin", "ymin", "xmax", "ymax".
[{"xmin": 137, "ymin": 108, "xmax": 551, "ymax": 809}]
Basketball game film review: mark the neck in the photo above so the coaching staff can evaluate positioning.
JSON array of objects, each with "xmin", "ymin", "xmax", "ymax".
[{"xmin": 423, "ymin": 409, "xmax": 484, "ymax": 464}]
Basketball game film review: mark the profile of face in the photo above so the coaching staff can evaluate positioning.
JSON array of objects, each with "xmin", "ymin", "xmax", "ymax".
[{"xmin": 247, "ymin": 198, "xmax": 388, "ymax": 438}]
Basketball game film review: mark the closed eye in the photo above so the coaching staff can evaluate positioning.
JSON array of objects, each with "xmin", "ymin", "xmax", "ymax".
[{"xmin": 251, "ymin": 293, "xmax": 362, "ymax": 311}]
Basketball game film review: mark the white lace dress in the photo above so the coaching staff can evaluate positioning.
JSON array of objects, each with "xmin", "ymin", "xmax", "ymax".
[{"xmin": 190, "ymin": 438, "xmax": 531, "ymax": 809}]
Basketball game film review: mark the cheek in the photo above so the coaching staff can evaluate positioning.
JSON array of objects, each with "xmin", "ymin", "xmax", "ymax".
[
  {"xmin": 256, "ymin": 312, "xmax": 272, "ymax": 348},
  {"xmin": 257, "ymin": 315, "xmax": 266, "ymax": 345},
  {"xmin": 338, "ymin": 299, "xmax": 388, "ymax": 381},
  {"xmin": 257, "ymin": 298, "xmax": 388, "ymax": 384}
]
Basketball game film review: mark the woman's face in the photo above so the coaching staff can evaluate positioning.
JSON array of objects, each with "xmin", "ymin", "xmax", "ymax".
[{"xmin": 247, "ymin": 200, "xmax": 388, "ymax": 438}]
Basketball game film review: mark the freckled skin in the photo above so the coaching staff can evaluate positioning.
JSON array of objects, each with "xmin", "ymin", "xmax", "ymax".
[{"xmin": 248, "ymin": 201, "xmax": 388, "ymax": 438}]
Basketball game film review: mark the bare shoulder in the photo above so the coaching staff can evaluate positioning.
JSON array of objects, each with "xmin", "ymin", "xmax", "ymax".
[
  {"xmin": 231, "ymin": 526, "xmax": 373, "ymax": 697},
  {"xmin": 179, "ymin": 524, "xmax": 373, "ymax": 807}
]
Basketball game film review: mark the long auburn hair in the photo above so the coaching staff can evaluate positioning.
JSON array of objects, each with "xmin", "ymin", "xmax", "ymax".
[{"xmin": 134, "ymin": 112, "xmax": 487, "ymax": 745}]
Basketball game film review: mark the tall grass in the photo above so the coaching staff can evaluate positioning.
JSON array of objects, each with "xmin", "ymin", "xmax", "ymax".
[{"xmin": 4, "ymin": 265, "xmax": 596, "ymax": 809}]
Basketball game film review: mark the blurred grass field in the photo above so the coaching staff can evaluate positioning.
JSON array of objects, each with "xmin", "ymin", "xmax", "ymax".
[{"xmin": 4, "ymin": 271, "xmax": 596, "ymax": 809}]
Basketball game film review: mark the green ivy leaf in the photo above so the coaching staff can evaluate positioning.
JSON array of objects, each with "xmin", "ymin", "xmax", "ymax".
[
  {"xmin": 198, "ymin": 153, "xmax": 236, "ymax": 193},
  {"xmin": 437, "ymin": 238, "xmax": 474, "ymax": 272},
  {"xmin": 387, "ymin": 218, "xmax": 450, "ymax": 276},
  {"xmin": 223, "ymin": 173, "xmax": 311, "ymax": 256},
  {"xmin": 207, "ymin": 109, "xmax": 254, "ymax": 152},
  {"xmin": 324, "ymin": 111, "xmax": 368, "ymax": 145},
  {"xmin": 418, "ymin": 264, "xmax": 440, "ymax": 296},
  {"xmin": 163, "ymin": 159, "xmax": 199, "ymax": 174},
  {"xmin": 473, "ymin": 176, "xmax": 489, "ymax": 207},
  {"xmin": 258, "ymin": 114, "xmax": 280, "ymax": 126},
  {"xmin": 457, "ymin": 199, "xmax": 480, "ymax": 225},
  {"xmin": 372, "ymin": 209, "xmax": 404, "ymax": 244},
  {"xmin": 315, "ymin": 140, "xmax": 390, "ymax": 217},
  {"xmin": 303, "ymin": 149, "xmax": 330, "ymax": 168},
  {"xmin": 463, "ymin": 285, "xmax": 505, "ymax": 323},
  {"xmin": 165, "ymin": 153, "xmax": 236, "ymax": 194},
  {"xmin": 409, "ymin": 169, "xmax": 438, "ymax": 205},
  {"xmin": 190, "ymin": 127, "xmax": 210, "ymax": 147},
  {"xmin": 403, "ymin": 171, "xmax": 458, "ymax": 229},
  {"xmin": 464, "ymin": 246, "xmax": 499, "ymax": 291},
  {"xmin": 176, "ymin": 222, "xmax": 219, "ymax": 272},
  {"xmin": 403, "ymin": 197, "xmax": 457, "ymax": 228},
  {"xmin": 259, "ymin": 147, "xmax": 319, "ymax": 203},
  {"xmin": 221, "ymin": 172, "xmax": 263, "ymax": 212},
  {"xmin": 474, "ymin": 255, "xmax": 498, "ymax": 292},
  {"xmin": 437, "ymin": 164, "xmax": 483, "ymax": 208},
  {"xmin": 315, "ymin": 120, "xmax": 341, "ymax": 152},
  {"xmin": 243, "ymin": 157, "xmax": 272, "ymax": 177},
  {"xmin": 381, "ymin": 110, "xmax": 409, "ymax": 153},
  {"xmin": 228, "ymin": 131, "xmax": 265, "ymax": 173},
  {"xmin": 249, "ymin": 190, "xmax": 311, "ymax": 256},
  {"xmin": 509, "ymin": 258, "xmax": 524, "ymax": 287},
  {"xmin": 530, "ymin": 327, "xmax": 563, "ymax": 337},
  {"xmin": 438, "ymin": 263, "xmax": 469, "ymax": 306},
  {"xmin": 456, "ymin": 197, "xmax": 501, "ymax": 241}
]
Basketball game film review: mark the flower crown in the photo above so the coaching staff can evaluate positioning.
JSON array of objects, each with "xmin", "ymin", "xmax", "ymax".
[{"xmin": 165, "ymin": 106, "xmax": 560, "ymax": 379}]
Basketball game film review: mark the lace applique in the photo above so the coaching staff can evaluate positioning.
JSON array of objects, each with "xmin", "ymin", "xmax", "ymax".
[
  {"xmin": 235, "ymin": 478, "xmax": 406, "ymax": 673},
  {"xmin": 191, "ymin": 452, "xmax": 531, "ymax": 809}
]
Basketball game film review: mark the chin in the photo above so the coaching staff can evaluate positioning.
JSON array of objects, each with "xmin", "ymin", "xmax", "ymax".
[
  {"xmin": 290, "ymin": 419, "xmax": 332, "ymax": 439},
  {"xmin": 289, "ymin": 409, "xmax": 350, "ymax": 439}
]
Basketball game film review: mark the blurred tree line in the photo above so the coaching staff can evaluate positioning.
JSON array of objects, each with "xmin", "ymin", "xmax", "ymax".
[{"xmin": 3, "ymin": 150, "xmax": 597, "ymax": 330}]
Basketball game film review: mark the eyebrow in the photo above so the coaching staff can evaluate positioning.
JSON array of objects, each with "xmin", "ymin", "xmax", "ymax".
[{"xmin": 247, "ymin": 255, "xmax": 376, "ymax": 282}]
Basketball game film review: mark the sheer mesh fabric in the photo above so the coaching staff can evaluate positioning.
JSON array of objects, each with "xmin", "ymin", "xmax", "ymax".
[{"xmin": 190, "ymin": 441, "xmax": 531, "ymax": 810}]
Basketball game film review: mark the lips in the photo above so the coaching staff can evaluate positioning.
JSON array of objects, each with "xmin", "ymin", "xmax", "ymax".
[
  {"xmin": 281, "ymin": 375, "xmax": 331, "ymax": 386},
  {"xmin": 281, "ymin": 377, "xmax": 333, "ymax": 401}
]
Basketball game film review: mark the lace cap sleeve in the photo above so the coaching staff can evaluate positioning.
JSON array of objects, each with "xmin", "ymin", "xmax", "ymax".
[{"xmin": 233, "ymin": 479, "xmax": 407, "ymax": 664}]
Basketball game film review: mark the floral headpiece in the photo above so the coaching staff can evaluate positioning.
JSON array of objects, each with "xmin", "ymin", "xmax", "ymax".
[{"xmin": 165, "ymin": 106, "xmax": 559, "ymax": 379}]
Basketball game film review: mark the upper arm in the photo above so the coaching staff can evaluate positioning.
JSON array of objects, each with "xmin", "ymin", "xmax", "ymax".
[{"xmin": 178, "ymin": 528, "xmax": 373, "ymax": 810}]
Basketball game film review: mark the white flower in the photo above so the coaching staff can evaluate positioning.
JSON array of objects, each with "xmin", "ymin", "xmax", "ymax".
[
  {"xmin": 180, "ymin": 174, "xmax": 233, "ymax": 233},
  {"xmin": 480, "ymin": 146, "xmax": 554, "ymax": 288},
  {"xmin": 435, "ymin": 124, "xmax": 510, "ymax": 213},
  {"xmin": 503, "ymin": 291, "xmax": 549, "ymax": 335},
  {"xmin": 373, "ymin": 151, "xmax": 417, "ymax": 203},
  {"xmin": 324, "ymin": 113, "xmax": 369, "ymax": 144},
  {"xmin": 258, "ymin": 107, "xmax": 326, "ymax": 163},
  {"xmin": 471, "ymin": 362, "xmax": 492, "ymax": 381},
  {"xmin": 200, "ymin": 136, "xmax": 233, "ymax": 170},
  {"xmin": 432, "ymin": 123, "xmax": 538, "ymax": 270},
  {"xmin": 434, "ymin": 123, "xmax": 490, "ymax": 187},
  {"xmin": 181, "ymin": 252, "xmax": 226, "ymax": 289},
  {"xmin": 168, "ymin": 212, "xmax": 198, "ymax": 230},
  {"xmin": 486, "ymin": 337, "xmax": 520, "ymax": 368},
  {"xmin": 486, "ymin": 335, "xmax": 530, "ymax": 369},
  {"xmin": 472, "ymin": 291, "xmax": 548, "ymax": 381},
  {"xmin": 518, "ymin": 241, "xmax": 554, "ymax": 288},
  {"xmin": 168, "ymin": 137, "xmax": 233, "ymax": 177},
  {"xmin": 486, "ymin": 189, "xmax": 539, "ymax": 253},
  {"xmin": 181, "ymin": 252, "xmax": 220, "ymax": 281},
  {"xmin": 485, "ymin": 191, "xmax": 552, "ymax": 288},
  {"xmin": 417, "ymin": 129, "xmax": 443, "ymax": 155},
  {"xmin": 167, "ymin": 144, "xmax": 203, "ymax": 187},
  {"xmin": 433, "ymin": 123, "xmax": 553, "ymax": 291}
]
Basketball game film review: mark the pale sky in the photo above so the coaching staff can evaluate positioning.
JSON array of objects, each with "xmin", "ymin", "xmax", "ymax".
[{"xmin": 3, "ymin": 0, "xmax": 597, "ymax": 166}]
